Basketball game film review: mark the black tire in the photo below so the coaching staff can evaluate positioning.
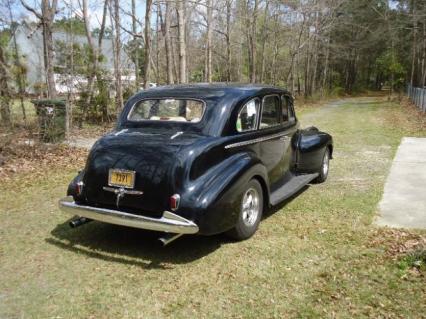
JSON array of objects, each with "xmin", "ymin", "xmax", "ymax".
[
  {"xmin": 313, "ymin": 148, "xmax": 330, "ymax": 184},
  {"xmin": 226, "ymin": 179, "xmax": 264, "ymax": 240}
]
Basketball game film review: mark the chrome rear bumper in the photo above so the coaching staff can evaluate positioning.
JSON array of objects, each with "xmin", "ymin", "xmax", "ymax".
[{"xmin": 58, "ymin": 196, "xmax": 199, "ymax": 234}]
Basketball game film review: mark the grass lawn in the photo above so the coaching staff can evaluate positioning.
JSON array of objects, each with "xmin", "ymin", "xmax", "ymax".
[{"xmin": 0, "ymin": 96, "xmax": 425, "ymax": 318}]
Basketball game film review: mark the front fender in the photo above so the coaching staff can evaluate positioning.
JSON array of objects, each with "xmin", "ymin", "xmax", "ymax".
[{"xmin": 179, "ymin": 152, "xmax": 269, "ymax": 235}]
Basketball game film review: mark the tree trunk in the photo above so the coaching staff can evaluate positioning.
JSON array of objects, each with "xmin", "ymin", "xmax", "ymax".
[
  {"xmin": 80, "ymin": 0, "xmax": 102, "ymax": 127},
  {"xmin": 21, "ymin": 0, "xmax": 58, "ymax": 98},
  {"xmin": 247, "ymin": 0, "xmax": 258, "ymax": 83},
  {"xmin": 0, "ymin": 46, "xmax": 11, "ymax": 126},
  {"xmin": 132, "ymin": 0, "xmax": 139, "ymax": 87},
  {"xmin": 322, "ymin": 37, "xmax": 330, "ymax": 96},
  {"xmin": 144, "ymin": 0, "xmax": 153, "ymax": 89},
  {"xmin": 225, "ymin": 0, "xmax": 232, "ymax": 82},
  {"xmin": 112, "ymin": 0, "xmax": 123, "ymax": 113},
  {"xmin": 177, "ymin": 0, "xmax": 187, "ymax": 83},
  {"xmin": 204, "ymin": 0, "xmax": 213, "ymax": 82},
  {"xmin": 97, "ymin": 0, "xmax": 109, "ymax": 121},
  {"xmin": 164, "ymin": 0, "xmax": 174, "ymax": 84},
  {"xmin": 8, "ymin": 1, "xmax": 26, "ymax": 122},
  {"xmin": 311, "ymin": 11, "xmax": 319, "ymax": 94},
  {"xmin": 259, "ymin": 1, "xmax": 269, "ymax": 83},
  {"xmin": 41, "ymin": 0, "xmax": 57, "ymax": 98},
  {"xmin": 421, "ymin": 21, "xmax": 426, "ymax": 87},
  {"xmin": 304, "ymin": 40, "xmax": 311, "ymax": 97},
  {"xmin": 410, "ymin": 0, "xmax": 416, "ymax": 86}
]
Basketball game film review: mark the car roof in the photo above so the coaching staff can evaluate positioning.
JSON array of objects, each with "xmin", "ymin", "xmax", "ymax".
[
  {"xmin": 132, "ymin": 83, "xmax": 292, "ymax": 100},
  {"xmin": 120, "ymin": 83, "xmax": 293, "ymax": 136}
]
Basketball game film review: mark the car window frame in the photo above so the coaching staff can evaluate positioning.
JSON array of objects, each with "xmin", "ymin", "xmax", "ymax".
[
  {"xmin": 235, "ymin": 97, "xmax": 261, "ymax": 133},
  {"xmin": 287, "ymin": 96, "xmax": 296, "ymax": 123},
  {"xmin": 259, "ymin": 94, "xmax": 282, "ymax": 130},
  {"xmin": 126, "ymin": 97, "xmax": 207, "ymax": 124},
  {"xmin": 281, "ymin": 94, "xmax": 290, "ymax": 124}
]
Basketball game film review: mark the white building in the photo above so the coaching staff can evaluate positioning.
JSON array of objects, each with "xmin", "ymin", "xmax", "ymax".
[{"xmin": 10, "ymin": 22, "xmax": 135, "ymax": 94}]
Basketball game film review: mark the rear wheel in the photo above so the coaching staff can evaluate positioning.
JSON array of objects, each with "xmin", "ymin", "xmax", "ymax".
[
  {"xmin": 313, "ymin": 148, "xmax": 330, "ymax": 183},
  {"xmin": 227, "ymin": 179, "xmax": 263, "ymax": 240}
]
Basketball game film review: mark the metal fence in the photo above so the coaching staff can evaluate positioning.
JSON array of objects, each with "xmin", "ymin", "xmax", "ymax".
[{"xmin": 407, "ymin": 84, "xmax": 426, "ymax": 113}]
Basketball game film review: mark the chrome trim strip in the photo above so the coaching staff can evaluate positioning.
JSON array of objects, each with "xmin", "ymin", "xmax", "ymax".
[
  {"xmin": 170, "ymin": 131, "xmax": 183, "ymax": 139},
  {"xmin": 59, "ymin": 196, "xmax": 199, "ymax": 234},
  {"xmin": 103, "ymin": 186, "xmax": 143, "ymax": 195},
  {"xmin": 225, "ymin": 131, "xmax": 289, "ymax": 149}
]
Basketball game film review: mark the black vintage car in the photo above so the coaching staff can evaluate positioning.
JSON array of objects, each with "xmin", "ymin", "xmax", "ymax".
[{"xmin": 60, "ymin": 84, "xmax": 333, "ymax": 245}]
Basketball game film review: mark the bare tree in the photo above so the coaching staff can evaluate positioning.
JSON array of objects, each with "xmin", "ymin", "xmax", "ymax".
[
  {"xmin": 204, "ymin": 0, "xmax": 213, "ymax": 82},
  {"xmin": 79, "ymin": 0, "xmax": 108, "ymax": 127},
  {"xmin": 259, "ymin": 0, "xmax": 269, "ymax": 83},
  {"xmin": 225, "ymin": 0, "xmax": 232, "ymax": 82},
  {"xmin": 176, "ymin": 0, "xmax": 187, "ymax": 83},
  {"xmin": 245, "ymin": 0, "xmax": 258, "ymax": 83},
  {"xmin": 0, "ymin": 45, "xmax": 11, "ymax": 126},
  {"xmin": 131, "ymin": 0, "xmax": 139, "ymax": 87},
  {"xmin": 7, "ymin": 0, "xmax": 26, "ymax": 122},
  {"xmin": 144, "ymin": 0, "xmax": 153, "ymax": 89},
  {"xmin": 110, "ymin": 0, "xmax": 123, "ymax": 112},
  {"xmin": 162, "ymin": 0, "xmax": 174, "ymax": 84},
  {"xmin": 21, "ymin": 0, "xmax": 58, "ymax": 98}
]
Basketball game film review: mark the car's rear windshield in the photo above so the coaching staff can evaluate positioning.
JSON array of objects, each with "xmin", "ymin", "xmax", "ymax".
[{"xmin": 127, "ymin": 98, "xmax": 205, "ymax": 123}]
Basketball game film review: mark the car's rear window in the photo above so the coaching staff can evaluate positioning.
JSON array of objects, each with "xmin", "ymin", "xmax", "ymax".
[{"xmin": 127, "ymin": 98, "xmax": 205, "ymax": 122}]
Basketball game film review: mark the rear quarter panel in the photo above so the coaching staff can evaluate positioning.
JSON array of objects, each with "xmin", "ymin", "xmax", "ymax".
[{"xmin": 295, "ymin": 129, "xmax": 333, "ymax": 173}]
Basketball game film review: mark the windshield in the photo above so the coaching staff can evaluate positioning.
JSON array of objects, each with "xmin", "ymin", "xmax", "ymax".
[{"xmin": 127, "ymin": 98, "xmax": 205, "ymax": 123}]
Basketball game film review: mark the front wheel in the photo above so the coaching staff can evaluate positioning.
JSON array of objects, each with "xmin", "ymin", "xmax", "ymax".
[
  {"xmin": 226, "ymin": 179, "xmax": 263, "ymax": 240},
  {"xmin": 313, "ymin": 148, "xmax": 330, "ymax": 183}
]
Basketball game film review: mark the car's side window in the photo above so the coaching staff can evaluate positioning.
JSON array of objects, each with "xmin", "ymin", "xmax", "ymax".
[
  {"xmin": 281, "ymin": 95, "xmax": 289, "ymax": 122},
  {"xmin": 288, "ymin": 99, "xmax": 296, "ymax": 122},
  {"xmin": 260, "ymin": 95, "xmax": 280, "ymax": 129},
  {"xmin": 236, "ymin": 98, "xmax": 260, "ymax": 132}
]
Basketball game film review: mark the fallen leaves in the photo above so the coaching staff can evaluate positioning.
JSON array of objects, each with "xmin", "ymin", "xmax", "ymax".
[
  {"xmin": 368, "ymin": 228, "xmax": 426, "ymax": 260},
  {"xmin": 0, "ymin": 132, "xmax": 88, "ymax": 182}
]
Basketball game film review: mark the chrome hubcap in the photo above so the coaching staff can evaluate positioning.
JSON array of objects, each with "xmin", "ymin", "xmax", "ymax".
[
  {"xmin": 322, "ymin": 151, "xmax": 329, "ymax": 176},
  {"xmin": 241, "ymin": 188, "xmax": 260, "ymax": 227}
]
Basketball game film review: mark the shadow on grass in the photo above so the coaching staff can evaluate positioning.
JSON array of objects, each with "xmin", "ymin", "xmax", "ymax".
[
  {"xmin": 46, "ymin": 221, "xmax": 228, "ymax": 269},
  {"xmin": 46, "ymin": 185, "xmax": 311, "ymax": 269},
  {"xmin": 264, "ymin": 185, "xmax": 310, "ymax": 218}
]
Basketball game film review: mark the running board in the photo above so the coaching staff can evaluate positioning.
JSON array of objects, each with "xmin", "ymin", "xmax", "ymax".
[{"xmin": 270, "ymin": 173, "xmax": 319, "ymax": 206}]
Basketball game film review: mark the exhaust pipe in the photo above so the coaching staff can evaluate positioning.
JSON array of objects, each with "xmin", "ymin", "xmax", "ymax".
[
  {"xmin": 69, "ymin": 216, "xmax": 92, "ymax": 228},
  {"xmin": 158, "ymin": 233, "xmax": 184, "ymax": 246}
]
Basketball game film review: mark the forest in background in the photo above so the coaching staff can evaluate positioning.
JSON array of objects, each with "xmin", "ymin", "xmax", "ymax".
[{"xmin": 0, "ymin": 0, "xmax": 425, "ymax": 127}]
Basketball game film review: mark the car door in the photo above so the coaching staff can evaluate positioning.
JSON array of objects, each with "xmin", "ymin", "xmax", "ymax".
[
  {"xmin": 279, "ymin": 94, "xmax": 298, "ymax": 175},
  {"xmin": 258, "ymin": 94, "xmax": 284, "ymax": 186}
]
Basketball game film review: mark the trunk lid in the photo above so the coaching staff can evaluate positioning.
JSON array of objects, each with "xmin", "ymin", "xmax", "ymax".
[{"xmin": 83, "ymin": 128, "xmax": 199, "ymax": 215}]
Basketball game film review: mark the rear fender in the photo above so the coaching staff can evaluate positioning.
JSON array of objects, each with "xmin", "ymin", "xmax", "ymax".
[
  {"xmin": 294, "ymin": 128, "xmax": 333, "ymax": 173},
  {"xmin": 179, "ymin": 152, "xmax": 269, "ymax": 234}
]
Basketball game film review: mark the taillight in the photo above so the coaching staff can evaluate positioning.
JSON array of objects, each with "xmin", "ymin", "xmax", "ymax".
[
  {"xmin": 76, "ymin": 181, "xmax": 84, "ymax": 195},
  {"xmin": 170, "ymin": 194, "xmax": 180, "ymax": 211}
]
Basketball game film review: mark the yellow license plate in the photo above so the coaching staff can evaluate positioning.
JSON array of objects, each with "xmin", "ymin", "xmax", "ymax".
[{"xmin": 108, "ymin": 169, "xmax": 135, "ymax": 188}]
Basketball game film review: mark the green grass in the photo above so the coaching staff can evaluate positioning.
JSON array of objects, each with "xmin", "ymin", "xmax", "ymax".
[{"xmin": 1, "ymin": 96, "xmax": 425, "ymax": 318}]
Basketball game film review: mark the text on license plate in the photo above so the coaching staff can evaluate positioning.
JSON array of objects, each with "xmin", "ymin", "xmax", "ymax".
[{"xmin": 108, "ymin": 169, "xmax": 135, "ymax": 188}]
